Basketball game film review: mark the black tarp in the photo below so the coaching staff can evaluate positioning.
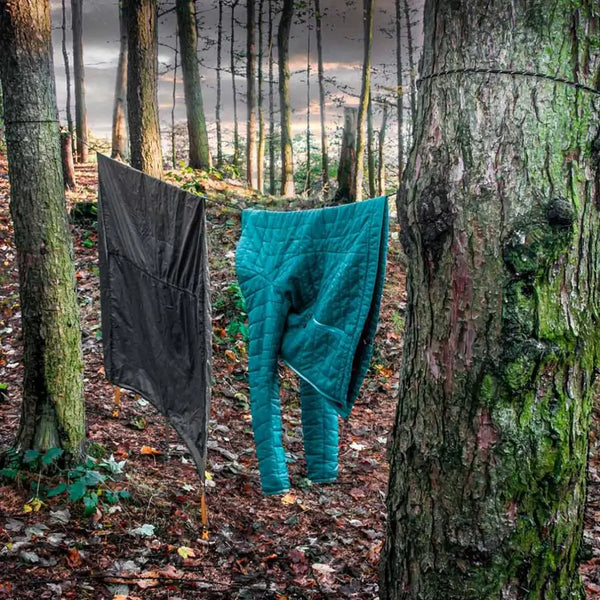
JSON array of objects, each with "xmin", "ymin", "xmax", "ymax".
[{"xmin": 97, "ymin": 154, "xmax": 212, "ymax": 478}]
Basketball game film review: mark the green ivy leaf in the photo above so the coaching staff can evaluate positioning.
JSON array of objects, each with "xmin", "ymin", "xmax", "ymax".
[
  {"xmin": 83, "ymin": 470, "xmax": 105, "ymax": 486},
  {"xmin": 41, "ymin": 447, "xmax": 64, "ymax": 466},
  {"xmin": 23, "ymin": 449, "xmax": 41, "ymax": 465},
  {"xmin": 68, "ymin": 479, "xmax": 86, "ymax": 502},
  {"xmin": 0, "ymin": 467, "xmax": 18, "ymax": 481},
  {"xmin": 83, "ymin": 492, "xmax": 98, "ymax": 516},
  {"xmin": 47, "ymin": 482, "xmax": 67, "ymax": 498},
  {"xmin": 118, "ymin": 490, "xmax": 131, "ymax": 500}
]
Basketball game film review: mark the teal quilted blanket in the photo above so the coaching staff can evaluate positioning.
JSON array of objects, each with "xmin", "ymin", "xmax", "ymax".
[{"xmin": 236, "ymin": 197, "xmax": 389, "ymax": 495}]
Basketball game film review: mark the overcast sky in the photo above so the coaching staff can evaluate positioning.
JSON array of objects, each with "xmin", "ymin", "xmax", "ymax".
[{"xmin": 49, "ymin": 0, "xmax": 422, "ymax": 157}]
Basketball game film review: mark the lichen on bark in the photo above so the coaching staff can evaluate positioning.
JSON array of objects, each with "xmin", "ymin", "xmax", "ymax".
[{"xmin": 380, "ymin": 1, "xmax": 600, "ymax": 598}]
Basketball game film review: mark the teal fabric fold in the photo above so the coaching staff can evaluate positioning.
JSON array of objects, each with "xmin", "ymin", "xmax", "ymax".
[{"xmin": 236, "ymin": 197, "xmax": 388, "ymax": 495}]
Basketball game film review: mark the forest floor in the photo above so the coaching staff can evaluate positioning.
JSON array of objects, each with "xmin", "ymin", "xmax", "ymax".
[{"xmin": 0, "ymin": 155, "xmax": 599, "ymax": 599}]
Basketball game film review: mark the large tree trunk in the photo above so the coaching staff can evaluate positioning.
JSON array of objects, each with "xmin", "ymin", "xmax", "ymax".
[
  {"xmin": 176, "ymin": 0, "xmax": 211, "ymax": 170},
  {"xmin": 0, "ymin": 0, "xmax": 85, "ymax": 457},
  {"xmin": 380, "ymin": 1, "xmax": 600, "ymax": 599},
  {"xmin": 313, "ymin": 0, "xmax": 329, "ymax": 195},
  {"xmin": 111, "ymin": 1, "xmax": 128, "ymax": 160},
  {"xmin": 71, "ymin": 0, "xmax": 88, "ymax": 163},
  {"xmin": 246, "ymin": 0, "xmax": 257, "ymax": 188},
  {"xmin": 125, "ymin": 0, "xmax": 162, "ymax": 178},
  {"xmin": 353, "ymin": 0, "xmax": 374, "ymax": 203},
  {"xmin": 277, "ymin": 0, "xmax": 294, "ymax": 197}
]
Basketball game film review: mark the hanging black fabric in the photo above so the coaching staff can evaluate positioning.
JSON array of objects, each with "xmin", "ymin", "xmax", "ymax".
[{"xmin": 96, "ymin": 154, "xmax": 212, "ymax": 478}]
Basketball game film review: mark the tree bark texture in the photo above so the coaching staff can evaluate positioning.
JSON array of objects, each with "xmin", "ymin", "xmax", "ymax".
[
  {"xmin": 61, "ymin": 130, "xmax": 76, "ymax": 190},
  {"xmin": 402, "ymin": 0, "xmax": 416, "ymax": 131},
  {"xmin": 313, "ymin": 0, "xmax": 329, "ymax": 194},
  {"xmin": 0, "ymin": 0, "xmax": 85, "ymax": 457},
  {"xmin": 367, "ymin": 90, "xmax": 376, "ymax": 198},
  {"xmin": 278, "ymin": 0, "xmax": 295, "ymax": 197},
  {"xmin": 71, "ymin": 0, "xmax": 88, "ymax": 163},
  {"xmin": 335, "ymin": 106, "xmax": 357, "ymax": 203},
  {"xmin": 231, "ymin": 0, "xmax": 240, "ymax": 168},
  {"xmin": 246, "ymin": 0, "xmax": 257, "ymax": 188},
  {"xmin": 125, "ymin": 0, "xmax": 163, "ymax": 178},
  {"xmin": 111, "ymin": 1, "xmax": 128, "ymax": 160},
  {"xmin": 353, "ymin": 0, "xmax": 374, "ymax": 203},
  {"xmin": 380, "ymin": 1, "xmax": 600, "ymax": 599},
  {"xmin": 176, "ymin": 0, "xmax": 211, "ymax": 170},
  {"xmin": 268, "ymin": 0, "xmax": 276, "ymax": 195}
]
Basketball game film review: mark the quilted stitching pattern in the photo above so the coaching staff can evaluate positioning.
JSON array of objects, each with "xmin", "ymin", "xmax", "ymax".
[{"xmin": 236, "ymin": 197, "xmax": 389, "ymax": 495}]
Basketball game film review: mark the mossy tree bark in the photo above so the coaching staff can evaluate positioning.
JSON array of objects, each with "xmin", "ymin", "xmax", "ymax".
[
  {"xmin": 175, "ymin": 0, "xmax": 211, "ymax": 171},
  {"xmin": 380, "ymin": 1, "xmax": 600, "ymax": 598},
  {"xmin": 335, "ymin": 106, "xmax": 357, "ymax": 203},
  {"xmin": 0, "ymin": 0, "xmax": 85, "ymax": 458},
  {"xmin": 125, "ymin": 0, "xmax": 163, "ymax": 178},
  {"xmin": 278, "ymin": 0, "xmax": 295, "ymax": 197}
]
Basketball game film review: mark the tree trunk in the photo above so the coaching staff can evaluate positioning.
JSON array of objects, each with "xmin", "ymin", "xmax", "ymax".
[
  {"xmin": 335, "ymin": 106, "xmax": 357, "ymax": 203},
  {"xmin": 377, "ymin": 103, "xmax": 388, "ymax": 196},
  {"xmin": 171, "ymin": 31, "xmax": 178, "ymax": 169},
  {"xmin": 176, "ymin": 0, "xmax": 212, "ymax": 170},
  {"xmin": 111, "ymin": 1, "xmax": 128, "ymax": 160},
  {"xmin": 61, "ymin": 130, "xmax": 76, "ymax": 190},
  {"xmin": 278, "ymin": 0, "xmax": 294, "ymax": 197},
  {"xmin": 304, "ymin": 25, "xmax": 311, "ymax": 195},
  {"xmin": 71, "ymin": 0, "xmax": 88, "ymax": 163},
  {"xmin": 353, "ymin": 0, "xmax": 374, "ymax": 203},
  {"xmin": 246, "ymin": 0, "xmax": 257, "ymax": 188},
  {"xmin": 125, "ymin": 0, "xmax": 163, "ymax": 178},
  {"xmin": 0, "ymin": 0, "xmax": 85, "ymax": 457},
  {"xmin": 313, "ymin": 0, "xmax": 329, "ymax": 195},
  {"xmin": 367, "ymin": 90, "xmax": 376, "ymax": 198},
  {"xmin": 231, "ymin": 0, "xmax": 241, "ymax": 168},
  {"xmin": 216, "ymin": 0, "xmax": 224, "ymax": 168},
  {"xmin": 268, "ymin": 0, "xmax": 276, "ymax": 195},
  {"xmin": 61, "ymin": 0, "xmax": 74, "ymax": 154},
  {"xmin": 380, "ymin": 2, "xmax": 600, "ymax": 598},
  {"xmin": 395, "ymin": 0, "xmax": 403, "ymax": 187},
  {"xmin": 402, "ymin": 0, "xmax": 416, "ymax": 132},
  {"xmin": 257, "ymin": 0, "xmax": 266, "ymax": 192}
]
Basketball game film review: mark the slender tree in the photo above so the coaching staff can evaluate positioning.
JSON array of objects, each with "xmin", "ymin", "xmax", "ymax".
[
  {"xmin": 126, "ymin": 0, "xmax": 163, "ymax": 177},
  {"xmin": 216, "ymin": 0, "xmax": 224, "ymax": 168},
  {"xmin": 277, "ymin": 0, "xmax": 295, "ymax": 197},
  {"xmin": 171, "ymin": 30, "xmax": 178, "ymax": 168},
  {"xmin": 246, "ymin": 0, "xmax": 257, "ymax": 188},
  {"xmin": 268, "ymin": 0, "xmax": 276, "ymax": 194},
  {"xmin": 380, "ymin": 1, "xmax": 600, "ymax": 598},
  {"xmin": 335, "ymin": 106, "xmax": 357, "ymax": 202},
  {"xmin": 176, "ymin": 0, "xmax": 212, "ymax": 170},
  {"xmin": 61, "ymin": 0, "xmax": 74, "ymax": 151},
  {"xmin": 71, "ymin": 0, "xmax": 88, "ymax": 162},
  {"xmin": 402, "ymin": 0, "xmax": 416, "ymax": 131},
  {"xmin": 395, "ymin": 0, "xmax": 403, "ymax": 185},
  {"xmin": 367, "ymin": 90, "xmax": 376, "ymax": 198},
  {"xmin": 0, "ymin": 0, "xmax": 85, "ymax": 457},
  {"xmin": 231, "ymin": 0, "xmax": 241, "ymax": 167},
  {"xmin": 111, "ymin": 1, "xmax": 128, "ymax": 160},
  {"xmin": 313, "ymin": 0, "xmax": 329, "ymax": 194},
  {"xmin": 353, "ymin": 0, "xmax": 374, "ymax": 203},
  {"xmin": 377, "ymin": 102, "xmax": 388, "ymax": 196},
  {"xmin": 257, "ymin": 0, "xmax": 266, "ymax": 192},
  {"xmin": 304, "ymin": 23, "xmax": 312, "ymax": 195}
]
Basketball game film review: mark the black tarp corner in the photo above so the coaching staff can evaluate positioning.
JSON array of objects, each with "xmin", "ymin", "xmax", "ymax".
[{"xmin": 96, "ymin": 154, "xmax": 212, "ymax": 480}]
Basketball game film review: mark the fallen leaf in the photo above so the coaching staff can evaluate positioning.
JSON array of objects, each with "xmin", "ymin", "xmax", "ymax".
[
  {"xmin": 281, "ymin": 493, "xmax": 296, "ymax": 506},
  {"xmin": 140, "ymin": 445, "xmax": 162, "ymax": 456},
  {"xmin": 177, "ymin": 546, "xmax": 195, "ymax": 559},
  {"xmin": 129, "ymin": 524, "xmax": 155, "ymax": 537},
  {"xmin": 225, "ymin": 349, "xmax": 236, "ymax": 361},
  {"xmin": 348, "ymin": 488, "xmax": 366, "ymax": 500},
  {"xmin": 67, "ymin": 547, "xmax": 83, "ymax": 568},
  {"xmin": 312, "ymin": 563, "xmax": 335, "ymax": 575}
]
